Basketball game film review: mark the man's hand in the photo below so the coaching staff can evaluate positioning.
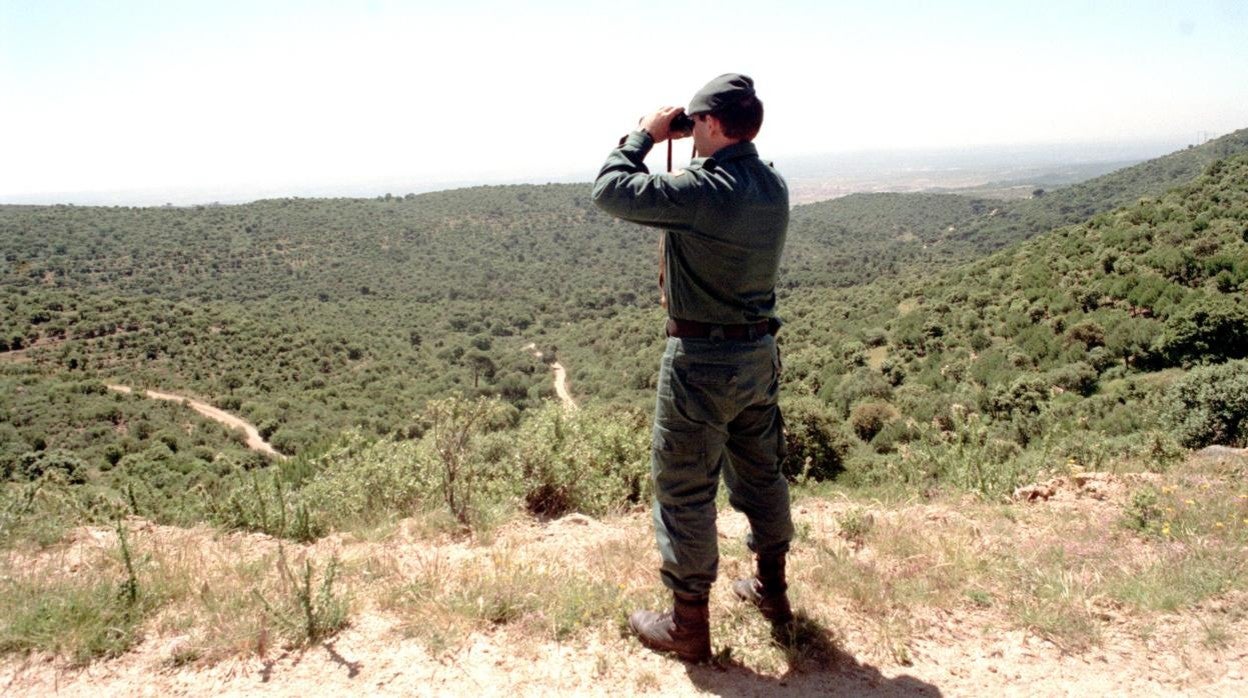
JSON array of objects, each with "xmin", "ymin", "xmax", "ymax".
[{"xmin": 639, "ymin": 106, "xmax": 689, "ymax": 144}]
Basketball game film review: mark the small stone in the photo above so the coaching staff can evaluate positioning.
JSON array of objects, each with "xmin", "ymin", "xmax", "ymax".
[{"xmin": 1013, "ymin": 484, "xmax": 1055, "ymax": 502}]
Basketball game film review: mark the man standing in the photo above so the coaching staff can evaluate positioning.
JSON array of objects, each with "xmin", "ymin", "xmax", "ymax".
[{"xmin": 591, "ymin": 74, "xmax": 794, "ymax": 663}]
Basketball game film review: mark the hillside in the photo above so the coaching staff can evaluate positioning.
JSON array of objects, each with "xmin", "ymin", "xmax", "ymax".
[
  {"xmin": 0, "ymin": 184, "xmax": 663, "ymax": 462},
  {"xmin": 0, "ymin": 185, "xmax": 651, "ymax": 308},
  {"xmin": 8, "ymin": 131, "xmax": 1245, "ymax": 308},
  {"xmin": 783, "ymin": 128, "xmax": 1248, "ymax": 288}
]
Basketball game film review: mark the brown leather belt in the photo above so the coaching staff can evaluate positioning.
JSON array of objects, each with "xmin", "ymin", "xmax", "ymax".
[{"xmin": 666, "ymin": 318, "xmax": 775, "ymax": 340}]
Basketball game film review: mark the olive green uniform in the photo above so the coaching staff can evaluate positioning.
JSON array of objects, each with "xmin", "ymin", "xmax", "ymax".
[{"xmin": 592, "ymin": 130, "xmax": 793, "ymax": 597}]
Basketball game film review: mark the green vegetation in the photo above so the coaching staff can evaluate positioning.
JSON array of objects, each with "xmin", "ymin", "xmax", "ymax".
[
  {"xmin": 1164, "ymin": 359, "xmax": 1248, "ymax": 448},
  {"xmin": 0, "ymin": 521, "xmax": 154, "ymax": 664},
  {"xmin": 254, "ymin": 547, "xmax": 348, "ymax": 647},
  {"xmin": 4, "ymin": 136, "xmax": 1248, "ymax": 526}
]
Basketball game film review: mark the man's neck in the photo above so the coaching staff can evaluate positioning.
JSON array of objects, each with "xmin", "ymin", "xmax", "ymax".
[{"xmin": 707, "ymin": 136, "xmax": 741, "ymax": 153}]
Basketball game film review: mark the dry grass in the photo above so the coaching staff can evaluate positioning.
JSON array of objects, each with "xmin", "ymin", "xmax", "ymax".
[{"xmin": 1, "ymin": 520, "xmax": 359, "ymax": 667}]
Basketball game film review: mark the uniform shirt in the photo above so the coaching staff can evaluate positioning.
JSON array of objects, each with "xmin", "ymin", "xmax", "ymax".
[{"xmin": 592, "ymin": 130, "xmax": 789, "ymax": 325}]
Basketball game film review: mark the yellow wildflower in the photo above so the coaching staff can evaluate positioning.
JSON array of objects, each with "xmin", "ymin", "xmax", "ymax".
[
  {"xmin": 1185, "ymin": 499, "xmax": 1195, "ymax": 505},
  {"xmin": 1214, "ymin": 522, "xmax": 1225, "ymax": 528}
]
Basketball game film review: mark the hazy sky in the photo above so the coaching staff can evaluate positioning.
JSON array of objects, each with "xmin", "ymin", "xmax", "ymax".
[{"xmin": 3, "ymin": 0, "xmax": 1246, "ymax": 202}]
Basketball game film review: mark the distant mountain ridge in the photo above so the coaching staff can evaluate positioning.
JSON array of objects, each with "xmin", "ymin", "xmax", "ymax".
[{"xmin": 782, "ymin": 127, "xmax": 1248, "ymax": 288}]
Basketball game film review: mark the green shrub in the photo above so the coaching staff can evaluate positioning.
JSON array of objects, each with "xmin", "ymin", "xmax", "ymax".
[
  {"xmin": 1064, "ymin": 320, "xmax": 1106, "ymax": 348},
  {"xmin": 837, "ymin": 506, "xmax": 874, "ymax": 543},
  {"xmin": 779, "ymin": 396, "xmax": 853, "ymax": 481},
  {"xmin": 849, "ymin": 401, "xmax": 900, "ymax": 442},
  {"xmin": 1044, "ymin": 362, "xmax": 1099, "ymax": 397},
  {"xmin": 413, "ymin": 397, "xmax": 514, "ymax": 527},
  {"xmin": 254, "ymin": 546, "xmax": 348, "ymax": 647},
  {"xmin": 904, "ymin": 408, "xmax": 1028, "ymax": 497},
  {"xmin": 212, "ymin": 470, "xmax": 323, "ymax": 542},
  {"xmin": 1123, "ymin": 487, "xmax": 1164, "ymax": 535},
  {"xmin": 511, "ymin": 404, "xmax": 649, "ymax": 518},
  {"xmin": 821, "ymin": 368, "xmax": 893, "ymax": 418},
  {"xmin": 296, "ymin": 432, "xmax": 432, "ymax": 532},
  {"xmin": 869, "ymin": 417, "xmax": 921, "ymax": 454},
  {"xmin": 1164, "ymin": 359, "xmax": 1248, "ymax": 448},
  {"xmin": 984, "ymin": 373, "xmax": 1050, "ymax": 418},
  {"xmin": 1158, "ymin": 297, "xmax": 1248, "ymax": 366}
]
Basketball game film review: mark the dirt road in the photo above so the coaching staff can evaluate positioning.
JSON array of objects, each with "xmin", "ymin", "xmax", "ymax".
[
  {"xmin": 523, "ymin": 343, "xmax": 577, "ymax": 411},
  {"xmin": 106, "ymin": 384, "xmax": 285, "ymax": 459}
]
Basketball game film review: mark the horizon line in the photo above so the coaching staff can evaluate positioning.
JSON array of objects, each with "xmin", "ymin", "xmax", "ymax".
[{"xmin": 0, "ymin": 131, "xmax": 1225, "ymax": 208}]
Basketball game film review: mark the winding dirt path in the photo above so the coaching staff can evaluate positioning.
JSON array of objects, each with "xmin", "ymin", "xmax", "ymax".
[
  {"xmin": 106, "ymin": 384, "xmax": 286, "ymax": 459},
  {"xmin": 523, "ymin": 343, "xmax": 577, "ymax": 411}
]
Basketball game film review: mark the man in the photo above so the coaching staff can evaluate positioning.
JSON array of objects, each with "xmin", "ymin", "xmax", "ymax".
[{"xmin": 591, "ymin": 73, "xmax": 794, "ymax": 663}]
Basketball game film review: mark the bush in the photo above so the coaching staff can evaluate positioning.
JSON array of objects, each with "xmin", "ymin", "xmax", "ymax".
[
  {"xmin": 984, "ymin": 373, "xmax": 1050, "ymax": 418},
  {"xmin": 1123, "ymin": 487, "xmax": 1164, "ymax": 535},
  {"xmin": 1157, "ymin": 297, "xmax": 1248, "ymax": 366},
  {"xmin": 511, "ymin": 404, "xmax": 649, "ymax": 518},
  {"xmin": 293, "ymin": 432, "xmax": 429, "ymax": 533},
  {"xmin": 6, "ymin": 450, "xmax": 89, "ymax": 485},
  {"xmin": 779, "ymin": 396, "xmax": 853, "ymax": 481},
  {"xmin": 849, "ymin": 401, "xmax": 900, "ymax": 442},
  {"xmin": 822, "ymin": 368, "xmax": 893, "ymax": 417},
  {"xmin": 1164, "ymin": 359, "xmax": 1248, "ymax": 448},
  {"xmin": 1064, "ymin": 321, "xmax": 1106, "ymax": 348},
  {"xmin": 904, "ymin": 409, "xmax": 1027, "ymax": 497},
  {"xmin": 213, "ymin": 470, "xmax": 323, "ymax": 541},
  {"xmin": 869, "ymin": 418, "xmax": 921, "ymax": 454},
  {"xmin": 420, "ymin": 397, "xmax": 514, "ymax": 527},
  {"xmin": 1044, "ymin": 362, "xmax": 1099, "ymax": 397}
]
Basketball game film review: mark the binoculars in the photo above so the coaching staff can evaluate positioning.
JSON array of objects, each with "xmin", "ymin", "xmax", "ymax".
[{"xmin": 669, "ymin": 112, "xmax": 695, "ymax": 135}]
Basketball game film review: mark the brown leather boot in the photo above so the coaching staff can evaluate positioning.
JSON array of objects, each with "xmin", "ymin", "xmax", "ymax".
[
  {"xmin": 628, "ymin": 593, "xmax": 711, "ymax": 663},
  {"xmin": 732, "ymin": 554, "xmax": 793, "ymax": 624}
]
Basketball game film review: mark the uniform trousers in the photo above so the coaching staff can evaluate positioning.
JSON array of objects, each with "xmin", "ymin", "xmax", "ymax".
[{"xmin": 650, "ymin": 332, "xmax": 793, "ymax": 597}]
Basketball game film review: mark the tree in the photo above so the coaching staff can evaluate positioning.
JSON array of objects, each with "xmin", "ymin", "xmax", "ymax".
[
  {"xmin": 1158, "ymin": 297, "xmax": 1248, "ymax": 365},
  {"xmin": 465, "ymin": 352, "xmax": 496, "ymax": 388}
]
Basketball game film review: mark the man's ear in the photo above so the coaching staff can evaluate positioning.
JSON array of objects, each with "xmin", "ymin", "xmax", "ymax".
[{"xmin": 705, "ymin": 114, "xmax": 724, "ymax": 138}]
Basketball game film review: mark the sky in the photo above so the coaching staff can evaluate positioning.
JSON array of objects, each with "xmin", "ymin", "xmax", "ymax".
[{"xmin": 2, "ymin": 0, "xmax": 1246, "ymax": 204}]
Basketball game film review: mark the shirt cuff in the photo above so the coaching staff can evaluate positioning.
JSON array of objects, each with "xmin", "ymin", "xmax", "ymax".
[{"xmin": 617, "ymin": 129, "xmax": 654, "ymax": 153}]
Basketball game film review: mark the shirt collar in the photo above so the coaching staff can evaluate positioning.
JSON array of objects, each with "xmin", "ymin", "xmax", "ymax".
[{"xmin": 708, "ymin": 140, "xmax": 758, "ymax": 162}]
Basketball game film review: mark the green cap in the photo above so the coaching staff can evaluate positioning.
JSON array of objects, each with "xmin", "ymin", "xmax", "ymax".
[{"xmin": 687, "ymin": 73, "xmax": 756, "ymax": 115}]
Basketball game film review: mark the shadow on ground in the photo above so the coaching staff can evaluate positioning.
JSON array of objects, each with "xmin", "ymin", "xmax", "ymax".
[{"xmin": 683, "ymin": 612, "xmax": 942, "ymax": 697}]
